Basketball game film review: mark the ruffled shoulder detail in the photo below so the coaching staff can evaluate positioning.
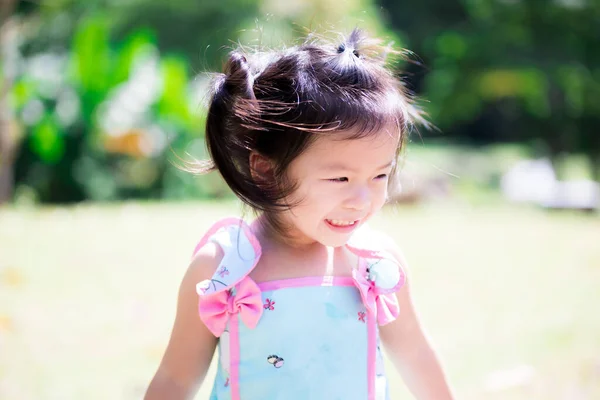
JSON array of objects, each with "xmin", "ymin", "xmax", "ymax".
[
  {"xmin": 347, "ymin": 224, "xmax": 405, "ymax": 294},
  {"xmin": 193, "ymin": 217, "xmax": 262, "ymax": 296},
  {"xmin": 358, "ymin": 251, "xmax": 406, "ymax": 294},
  {"xmin": 349, "ymin": 227, "xmax": 406, "ymax": 325},
  {"xmin": 346, "ymin": 223, "xmax": 383, "ymax": 258}
]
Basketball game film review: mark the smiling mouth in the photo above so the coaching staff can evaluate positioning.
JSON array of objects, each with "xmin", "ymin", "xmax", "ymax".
[{"xmin": 325, "ymin": 219, "xmax": 359, "ymax": 227}]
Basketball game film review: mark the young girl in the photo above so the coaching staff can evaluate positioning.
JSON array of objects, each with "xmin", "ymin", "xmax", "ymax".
[{"xmin": 145, "ymin": 30, "xmax": 455, "ymax": 400}]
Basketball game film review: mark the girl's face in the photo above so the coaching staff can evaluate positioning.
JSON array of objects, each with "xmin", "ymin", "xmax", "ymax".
[{"xmin": 278, "ymin": 130, "xmax": 400, "ymax": 248}]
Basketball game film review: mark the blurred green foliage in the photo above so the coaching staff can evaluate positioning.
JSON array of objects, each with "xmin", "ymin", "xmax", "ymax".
[
  {"xmin": 11, "ymin": 13, "xmax": 205, "ymax": 202},
  {"xmin": 2, "ymin": 0, "xmax": 599, "ymax": 203},
  {"xmin": 381, "ymin": 0, "xmax": 600, "ymax": 177}
]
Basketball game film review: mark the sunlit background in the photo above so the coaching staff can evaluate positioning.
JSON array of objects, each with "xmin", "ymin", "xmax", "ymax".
[{"xmin": 1, "ymin": 0, "xmax": 599, "ymax": 399}]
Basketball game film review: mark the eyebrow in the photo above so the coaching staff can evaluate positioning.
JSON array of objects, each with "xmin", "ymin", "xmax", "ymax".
[{"xmin": 320, "ymin": 160, "xmax": 395, "ymax": 172}]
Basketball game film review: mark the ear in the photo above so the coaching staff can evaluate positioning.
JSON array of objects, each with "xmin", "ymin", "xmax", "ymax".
[{"xmin": 249, "ymin": 152, "xmax": 275, "ymax": 183}]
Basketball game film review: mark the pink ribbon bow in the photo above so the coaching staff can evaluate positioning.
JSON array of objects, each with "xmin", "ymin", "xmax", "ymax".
[
  {"xmin": 353, "ymin": 266, "xmax": 400, "ymax": 326},
  {"xmin": 198, "ymin": 277, "xmax": 264, "ymax": 337}
]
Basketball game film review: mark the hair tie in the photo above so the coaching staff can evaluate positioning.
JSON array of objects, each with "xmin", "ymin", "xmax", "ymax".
[{"xmin": 337, "ymin": 43, "xmax": 359, "ymax": 58}]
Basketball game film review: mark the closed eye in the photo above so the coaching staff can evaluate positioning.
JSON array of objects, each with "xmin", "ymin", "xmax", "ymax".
[
  {"xmin": 375, "ymin": 174, "xmax": 388, "ymax": 180},
  {"xmin": 328, "ymin": 177, "xmax": 349, "ymax": 183}
]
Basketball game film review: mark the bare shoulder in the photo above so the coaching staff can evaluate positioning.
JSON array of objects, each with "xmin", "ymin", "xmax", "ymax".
[
  {"xmin": 372, "ymin": 229, "xmax": 407, "ymax": 261},
  {"xmin": 181, "ymin": 241, "xmax": 224, "ymax": 288},
  {"xmin": 375, "ymin": 230, "xmax": 412, "ymax": 281}
]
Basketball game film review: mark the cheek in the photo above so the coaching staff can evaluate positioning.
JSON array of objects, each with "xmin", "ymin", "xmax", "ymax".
[
  {"xmin": 306, "ymin": 189, "xmax": 335, "ymax": 215},
  {"xmin": 284, "ymin": 178, "xmax": 313, "ymax": 207},
  {"xmin": 287, "ymin": 183, "xmax": 328, "ymax": 217},
  {"xmin": 373, "ymin": 185, "xmax": 388, "ymax": 208}
]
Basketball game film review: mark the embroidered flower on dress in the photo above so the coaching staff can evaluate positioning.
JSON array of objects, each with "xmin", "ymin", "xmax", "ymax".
[
  {"xmin": 217, "ymin": 265, "xmax": 230, "ymax": 278},
  {"xmin": 224, "ymin": 377, "xmax": 230, "ymax": 387},
  {"xmin": 263, "ymin": 298, "xmax": 275, "ymax": 310},
  {"xmin": 197, "ymin": 281, "xmax": 210, "ymax": 294},
  {"xmin": 358, "ymin": 311, "xmax": 366, "ymax": 322}
]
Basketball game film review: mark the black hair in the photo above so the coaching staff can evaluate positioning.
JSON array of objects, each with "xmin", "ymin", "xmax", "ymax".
[{"xmin": 191, "ymin": 29, "xmax": 424, "ymax": 225}]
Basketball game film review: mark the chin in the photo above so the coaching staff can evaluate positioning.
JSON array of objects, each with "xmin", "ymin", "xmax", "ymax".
[{"xmin": 318, "ymin": 234, "xmax": 353, "ymax": 248}]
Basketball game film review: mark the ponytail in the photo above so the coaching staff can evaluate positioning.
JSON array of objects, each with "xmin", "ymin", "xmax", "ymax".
[{"xmin": 201, "ymin": 51, "xmax": 288, "ymax": 212}]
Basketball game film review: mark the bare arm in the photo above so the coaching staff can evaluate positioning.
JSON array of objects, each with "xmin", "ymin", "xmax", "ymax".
[
  {"xmin": 379, "ymin": 242, "xmax": 456, "ymax": 400},
  {"xmin": 144, "ymin": 243, "xmax": 222, "ymax": 400}
]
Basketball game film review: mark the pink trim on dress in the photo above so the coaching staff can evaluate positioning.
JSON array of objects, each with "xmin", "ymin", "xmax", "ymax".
[
  {"xmin": 193, "ymin": 217, "xmax": 263, "ymax": 295},
  {"xmin": 258, "ymin": 276, "xmax": 355, "ymax": 291},
  {"xmin": 353, "ymin": 258, "xmax": 401, "ymax": 326},
  {"xmin": 367, "ymin": 308, "xmax": 377, "ymax": 400},
  {"xmin": 229, "ymin": 313, "xmax": 241, "ymax": 400},
  {"xmin": 192, "ymin": 217, "xmax": 262, "ymax": 260}
]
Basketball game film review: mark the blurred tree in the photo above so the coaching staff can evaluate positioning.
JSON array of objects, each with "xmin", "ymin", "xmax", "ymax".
[
  {"xmin": 7, "ymin": 0, "xmax": 396, "ymax": 203},
  {"xmin": 15, "ymin": 0, "xmax": 261, "ymax": 71},
  {"xmin": 380, "ymin": 0, "xmax": 600, "ymax": 179},
  {"xmin": 11, "ymin": 13, "xmax": 213, "ymax": 202},
  {"xmin": 7, "ymin": 0, "xmax": 262, "ymax": 202},
  {"xmin": 0, "ymin": 0, "xmax": 18, "ymax": 203}
]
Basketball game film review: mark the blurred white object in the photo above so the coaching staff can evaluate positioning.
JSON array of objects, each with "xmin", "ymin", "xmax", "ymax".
[
  {"xmin": 483, "ymin": 364, "xmax": 536, "ymax": 392},
  {"xmin": 543, "ymin": 180, "xmax": 600, "ymax": 210},
  {"xmin": 501, "ymin": 159, "xmax": 556, "ymax": 204},
  {"xmin": 483, "ymin": 365, "xmax": 536, "ymax": 392},
  {"xmin": 501, "ymin": 158, "xmax": 599, "ymax": 210}
]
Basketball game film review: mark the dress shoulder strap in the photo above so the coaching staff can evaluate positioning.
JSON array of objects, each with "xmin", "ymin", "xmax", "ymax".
[
  {"xmin": 347, "ymin": 224, "xmax": 406, "ymax": 325},
  {"xmin": 347, "ymin": 223, "xmax": 405, "ymax": 294},
  {"xmin": 193, "ymin": 217, "xmax": 262, "ymax": 296}
]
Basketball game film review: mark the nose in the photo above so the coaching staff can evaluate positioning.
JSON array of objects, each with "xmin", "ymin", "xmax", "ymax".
[{"xmin": 344, "ymin": 185, "xmax": 371, "ymax": 211}]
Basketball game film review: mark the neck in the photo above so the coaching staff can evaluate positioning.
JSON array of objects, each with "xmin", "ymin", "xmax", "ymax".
[{"xmin": 252, "ymin": 213, "xmax": 321, "ymax": 253}]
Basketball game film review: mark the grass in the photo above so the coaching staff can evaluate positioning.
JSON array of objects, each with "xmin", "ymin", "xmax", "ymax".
[{"xmin": 1, "ymin": 200, "xmax": 599, "ymax": 399}]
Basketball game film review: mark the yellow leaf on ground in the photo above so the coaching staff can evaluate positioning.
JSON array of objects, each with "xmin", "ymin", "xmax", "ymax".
[
  {"xmin": 0, "ymin": 314, "xmax": 13, "ymax": 332},
  {"xmin": 0, "ymin": 267, "xmax": 25, "ymax": 288}
]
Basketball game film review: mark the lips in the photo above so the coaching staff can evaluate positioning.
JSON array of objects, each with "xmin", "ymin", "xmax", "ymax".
[
  {"xmin": 325, "ymin": 219, "xmax": 359, "ymax": 227},
  {"xmin": 324, "ymin": 218, "xmax": 362, "ymax": 235}
]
